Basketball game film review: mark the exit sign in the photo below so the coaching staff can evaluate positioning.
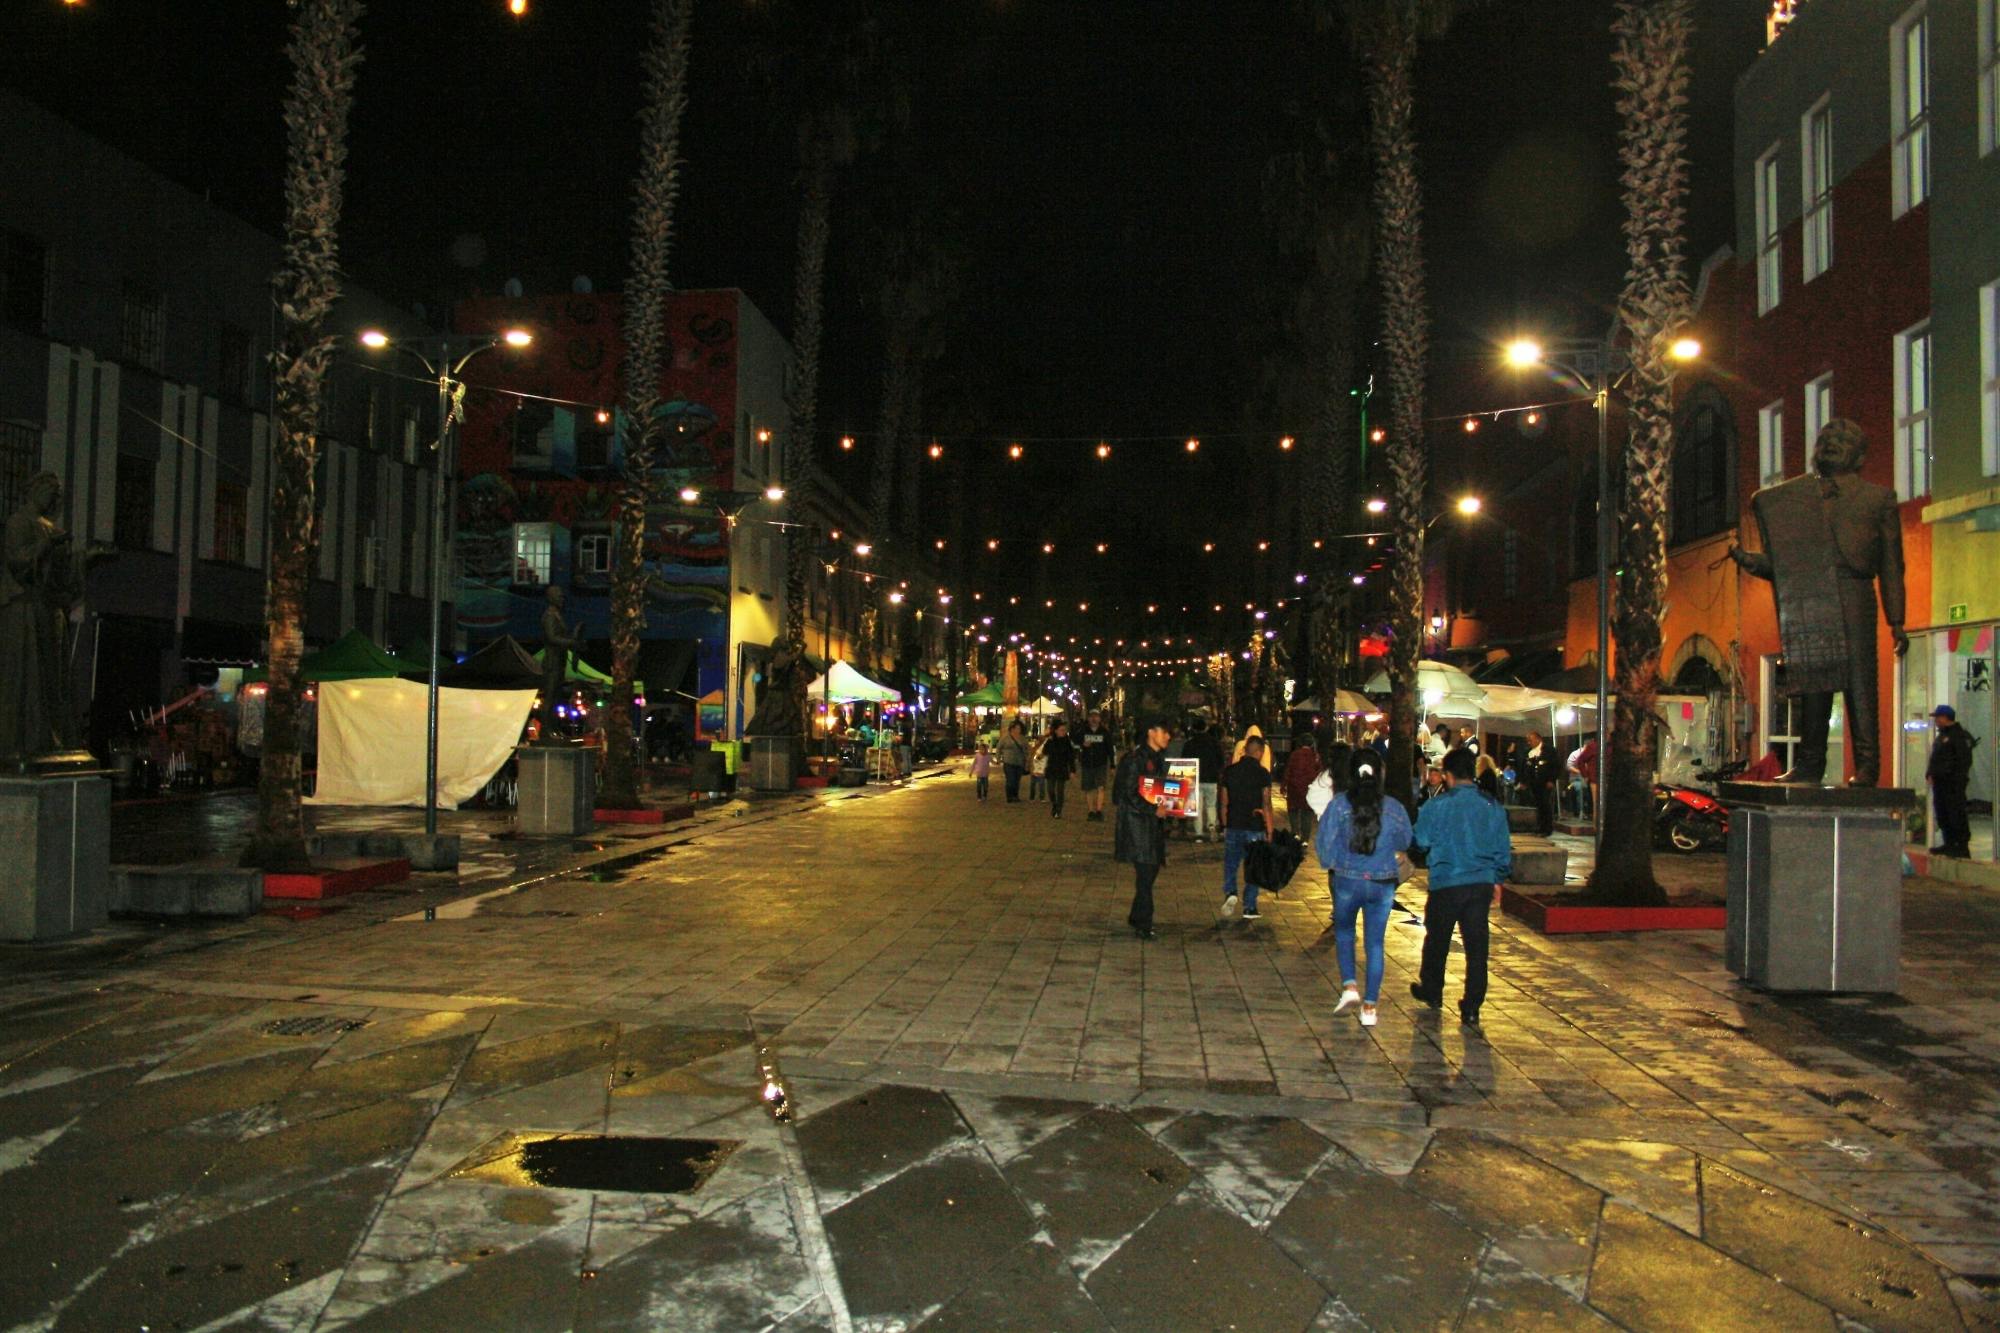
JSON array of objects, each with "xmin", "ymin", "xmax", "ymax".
[{"xmin": 1948, "ymin": 603, "xmax": 1970, "ymax": 623}]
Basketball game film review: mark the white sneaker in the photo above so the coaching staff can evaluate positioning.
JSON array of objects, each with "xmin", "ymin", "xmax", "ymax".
[
  {"xmin": 1360, "ymin": 1003, "xmax": 1378, "ymax": 1027},
  {"xmin": 1334, "ymin": 986, "xmax": 1361, "ymax": 1015},
  {"xmin": 1220, "ymin": 894, "xmax": 1241, "ymax": 920}
]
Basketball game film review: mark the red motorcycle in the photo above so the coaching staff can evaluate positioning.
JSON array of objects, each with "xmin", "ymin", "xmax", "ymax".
[{"xmin": 1653, "ymin": 782, "xmax": 1731, "ymax": 853}]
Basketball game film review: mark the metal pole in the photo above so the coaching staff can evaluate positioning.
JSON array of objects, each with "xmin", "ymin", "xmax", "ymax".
[
  {"xmin": 1594, "ymin": 361, "xmax": 1611, "ymax": 860},
  {"xmin": 425, "ymin": 363, "xmax": 449, "ymax": 838}
]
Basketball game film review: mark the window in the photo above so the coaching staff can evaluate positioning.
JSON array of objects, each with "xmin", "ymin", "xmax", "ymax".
[
  {"xmin": 513, "ymin": 522, "xmax": 553, "ymax": 585},
  {"xmin": 1754, "ymin": 144, "xmax": 1782, "ymax": 314},
  {"xmin": 1983, "ymin": 279, "xmax": 2000, "ymax": 475},
  {"xmin": 1671, "ymin": 382, "xmax": 1735, "ymax": 546},
  {"xmin": 0, "ymin": 420, "xmax": 37, "ymax": 516},
  {"xmin": 576, "ymin": 530, "xmax": 612, "ymax": 578},
  {"xmin": 1894, "ymin": 323, "xmax": 1932, "ymax": 500},
  {"xmin": 120, "ymin": 282, "xmax": 164, "ymax": 372},
  {"xmin": 1805, "ymin": 373, "xmax": 1833, "ymax": 452},
  {"xmin": 365, "ymin": 385, "xmax": 383, "ymax": 452},
  {"xmin": 1758, "ymin": 399, "xmax": 1786, "ymax": 485},
  {"xmin": 1801, "ymin": 97, "xmax": 1832, "ymax": 282},
  {"xmin": 218, "ymin": 324, "xmax": 252, "ymax": 405},
  {"xmin": 114, "ymin": 454, "xmax": 154, "ymax": 549},
  {"xmin": 1981, "ymin": 0, "xmax": 1999, "ymax": 156},
  {"xmin": 1891, "ymin": 5, "xmax": 1930, "ymax": 215},
  {"xmin": 213, "ymin": 481, "xmax": 247, "ymax": 563},
  {"xmin": 1, "ymin": 230, "xmax": 48, "ymax": 333}
]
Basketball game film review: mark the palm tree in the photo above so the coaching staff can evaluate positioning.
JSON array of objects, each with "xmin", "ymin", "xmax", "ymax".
[
  {"xmin": 1334, "ymin": 0, "xmax": 1466, "ymax": 806},
  {"xmin": 1591, "ymin": 0, "xmax": 1696, "ymax": 905},
  {"xmin": 248, "ymin": 0, "xmax": 364, "ymax": 872},
  {"xmin": 602, "ymin": 0, "xmax": 695, "ymax": 811}
]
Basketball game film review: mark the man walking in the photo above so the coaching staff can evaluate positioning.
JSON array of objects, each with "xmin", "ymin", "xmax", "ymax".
[
  {"xmin": 1926, "ymin": 704, "xmax": 1977, "ymax": 858},
  {"xmin": 1184, "ymin": 717, "xmax": 1225, "ymax": 843},
  {"xmin": 1042, "ymin": 719, "xmax": 1076, "ymax": 819},
  {"xmin": 1411, "ymin": 748, "xmax": 1512, "ymax": 1030},
  {"xmin": 1077, "ymin": 709, "xmax": 1115, "ymax": 821},
  {"xmin": 1114, "ymin": 715, "xmax": 1173, "ymax": 939},
  {"xmin": 1520, "ymin": 729, "xmax": 1559, "ymax": 836},
  {"xmin": 1283, "ymin": 733, "xmax": 1320, "ymax": 844},
  {"xmin": 1219, "ymin": 734, "xmax": 1275, "ymax": 921}
]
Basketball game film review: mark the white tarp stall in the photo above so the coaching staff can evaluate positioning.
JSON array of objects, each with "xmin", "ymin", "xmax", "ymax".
[
  {"xmin": 806, "ymin": 662, "xmax": 902, "ymax": 703},
  {"xmin": 1027, "ymin": 696, "xmax": 1067, "ymax": 717},
  {"xmin": 305, "ymin": 677, "xmax": 536, "ymax": 808}
]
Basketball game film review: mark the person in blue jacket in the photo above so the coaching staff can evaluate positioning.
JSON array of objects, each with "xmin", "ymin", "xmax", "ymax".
[
  {"xmin": 1410, "ymin": 747, "xmax": 1513, "ymax": 1030},
  {"xmin": 1315, "ymin": 750, "xmax": 1415, "ymax": 1028}
]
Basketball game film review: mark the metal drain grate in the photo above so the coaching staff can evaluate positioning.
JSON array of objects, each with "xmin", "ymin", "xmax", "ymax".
[{"xmin": 262, "ymin": 1015, "xmax": 372, "ymax": 1037}]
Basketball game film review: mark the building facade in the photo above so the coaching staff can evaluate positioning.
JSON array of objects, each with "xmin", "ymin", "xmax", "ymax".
[{"xmin": 0, "ymin": 90, "xmax": 443, "ymax": 751}]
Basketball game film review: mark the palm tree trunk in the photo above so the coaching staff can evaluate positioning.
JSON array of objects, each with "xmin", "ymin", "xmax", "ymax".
[
  {"xmin": 603, "ymin": 0, "xmax": 695, "ymax": 811},
  {"xmin": 248, "ymin": 0, "xmax": 364, "ymax": 872},
  {"xmin": 781, "ymin": 154, "xmax": 833, "ymax": 729},
  {"xmin": 1592, "ymin": 0, "xmax": 1695, "ymax": 905},
  {"xmin": 1309, "ymin": 328, "xmax": 1357, "ymax": 699},
  {"xmin": 867, "ymin": 329, "xmax": 912, "ymax": 543},
  {"xmin": 1357, "ymin": 7, "xmax": 1431, "ymax": 810}
]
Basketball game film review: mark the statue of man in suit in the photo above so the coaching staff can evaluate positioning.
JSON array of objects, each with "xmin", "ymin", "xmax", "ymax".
[
  {"xmin": 538, "ymin": 584, "xmax": 581, "ymax": 742},
  {"xmin": 1730, "ymin": 419, "xmax": 1906, "ymax": 786},
  {"xmin": 1, "ymin": 473, "xmax": 107, "ymax": 768}
]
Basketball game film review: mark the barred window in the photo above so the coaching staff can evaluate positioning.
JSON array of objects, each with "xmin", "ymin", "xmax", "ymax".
[{"xmin": 120, "ymin": 282, "xmax": 164, "ymax": 372}]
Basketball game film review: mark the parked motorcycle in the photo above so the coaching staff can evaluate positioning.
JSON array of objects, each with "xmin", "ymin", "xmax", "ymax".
[{"xmin": 1653, "ymin": 781, "xmax": 1730, "ymax": 853}]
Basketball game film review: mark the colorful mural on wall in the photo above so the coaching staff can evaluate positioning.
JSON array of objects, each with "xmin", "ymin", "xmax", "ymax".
[{"xmin": 450, "ymin": 291, "xmax": 744, "ymax": 647}]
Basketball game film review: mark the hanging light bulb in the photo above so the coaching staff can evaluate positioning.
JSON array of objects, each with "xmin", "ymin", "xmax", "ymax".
[
  {"xmin": 1184, "ymin": 437, "xmax": 1200, "ymax": 453},
  {"xmin": 1370, "ymin": 428, "xmax": 1386, "ymax": 444},
  {"xmin": 1095, "ymin": 441, "xmax": 1111, "ymax": 459},
  {"xmin": 1463, "ymin": 418, "xmax": 1479, "ymax": 433},
  {"xmin": 840, "ymin": 435, "xmax": 855, "ymax": 451},
  {"xmin": 928, "ymin": 441, "xmax": 944, "ymax": 459},
  {"xmin": 1278, "ymin": 436, "xmax": 1295, "ymax": 450},
  {"xmin": 1008, "ymin": 443, "xmax": 1024, "ymax": 460}
]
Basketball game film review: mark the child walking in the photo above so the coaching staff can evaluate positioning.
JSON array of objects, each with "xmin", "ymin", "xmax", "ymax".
[{"xmin": 972, "ymin": 743, "xmax": 992, "ymax": 801}]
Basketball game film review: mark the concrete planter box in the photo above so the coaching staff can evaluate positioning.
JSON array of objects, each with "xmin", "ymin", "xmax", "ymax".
[{"xmin": 0, "ymin": 773, "xmax": 110, "ymax": 941}]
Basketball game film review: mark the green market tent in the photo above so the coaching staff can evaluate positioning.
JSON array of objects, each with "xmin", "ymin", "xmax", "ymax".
[
  {"xmin": 243, "ymin": 630, "xmax": 425, "ymax": 684},
  {"xmin": 532, "ymin": 648, "xmax": 642, "ymax": 695},
  {"xmin": 806, "ymin": 661, "xmax": 901, "ymax": 704},
  {"xmin": 957, "ymin": 682, "xmax": 1007, "ymax": 708}
]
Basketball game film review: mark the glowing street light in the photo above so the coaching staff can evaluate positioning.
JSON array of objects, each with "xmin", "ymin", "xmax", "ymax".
[
  {"xmin": 1669, "ymin": 336, "xmax": 1703, "ymax": 362},
  {"xmin": 1365, "ymin": 497, "xmax": 1388, "ymax": 514},
  {"xmin": 1456, "ymin": 495, "xmax": 1482, "ymax": 516},
  {"xmin": 679, "ymin": 486, "xmax": 701, "ymax": 503},
  {"xmin": 1504, "ymin": 337, "xmax": 1544, "ymax": 368},
  {"xmin": 853, "ymin": 542, "xmax": 872, "ymax": 556}
]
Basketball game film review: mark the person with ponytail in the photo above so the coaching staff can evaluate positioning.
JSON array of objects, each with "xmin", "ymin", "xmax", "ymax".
[{"xmin": 1314, "ymin": 750, "xmax": 1415, "ymax": 1027}]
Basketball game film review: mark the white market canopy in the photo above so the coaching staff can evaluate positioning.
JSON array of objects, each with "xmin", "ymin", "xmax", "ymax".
[
  {"xmin": 806, "ymin": 662, "xmax": 901, "ymax": 704},
  {"xmin": 1362, "ymin": 661, "xmax": 1488, "ymax": 715},
  {"xmin": 1293, "ymin": 689, "xmax": 1377, "ymax": 716},
  {"xmin": 1026, "ymin": 696, "xmax": 1067, "ymax": 716}
]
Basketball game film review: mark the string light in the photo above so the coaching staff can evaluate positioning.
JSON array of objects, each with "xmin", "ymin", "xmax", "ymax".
[
  {"xmin": 840, "ymin": 435, "xmax": 855, "ymax": 451},
  {"xmin": 1009, "ymin": 443, "xmax": 1024, "ymax": 460},
  {"xmin": 986, "ymin": 538, "xmax": 999, "ymax": 551},
  {"xmin": 1096, "ymin": 442, "xmax": 1111, "ymax": 459},
  {"xmin": 1041, "ymin": 542, "xmax": 1055, "ymax": 554},
  {"xmin": 1279, "ymin": 436, "xmax": 1295, "ymax": 450},
  {"xmin": 1095, "ymin": 542, "xmax": 1108, "ymax": 554},
  {"xmin": 1184, "ymin": 437, "xmax": 1200, "ymax": 453},
  {"xmin": 928, "ymin": 442, "xmax": 944, "ymax": 459},
  {"xmin": 1370, "ymin": 428, "xmax": 1386, "ymax": 443},
  {"xmin": 1463, "ymin": 418, "xmax": 1479, "ymax": 433}
]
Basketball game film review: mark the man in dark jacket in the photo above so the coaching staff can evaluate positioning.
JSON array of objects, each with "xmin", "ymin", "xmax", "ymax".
[
  {"xmin": 1114, "ymin": 714, "xmax": 1173, "ymax": 939},
  {"xmin": 1412, "ymin": 748, "xmax": 1513, "ymax": 1030},
  {"xmin": 1041, "ymin": 720, "xmax": 1077, "ymax": 820},
  {"xmin": 1520, "ymin": 730, "xmax": 1560, "ymax": 835},
  {"xmin": 1183, "ymin": 718, "xmax": 1226, "ymax": 843},
  {"xmin": 1926, "ymin": 704, "xmax": 1977, "ymax": 858}
]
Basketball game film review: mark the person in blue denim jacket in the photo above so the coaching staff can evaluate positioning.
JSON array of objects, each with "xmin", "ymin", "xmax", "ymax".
[{"xmin": 1315, "ymin": 751, "xmax": 1415, "ymax": 1028}]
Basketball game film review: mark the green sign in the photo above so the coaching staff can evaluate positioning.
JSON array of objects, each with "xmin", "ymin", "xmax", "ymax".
[{"xmin": 1948, "ymin": 603, "xmax": 1970, "ymax": 623}]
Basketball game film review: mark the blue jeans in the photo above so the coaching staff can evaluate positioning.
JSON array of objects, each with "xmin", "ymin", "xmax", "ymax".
[
  {"xmin": 1223, "ymin": 828, "xmax": 1266, "ymax": 910},
  {"xmin": 1333, "ymin": 874, "xmax": 1397, "ymax": 1002}
]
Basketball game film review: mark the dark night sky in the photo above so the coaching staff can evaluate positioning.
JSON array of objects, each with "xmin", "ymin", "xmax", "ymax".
[{"xmin": 1, "ymin": 0, "xmax": 1765, "ymax": 653}]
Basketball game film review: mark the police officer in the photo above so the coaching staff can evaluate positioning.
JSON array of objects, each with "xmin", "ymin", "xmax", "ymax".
[{"xmin": 1926, "ymin": 704, "xmax": 1977, "ymax": 859}]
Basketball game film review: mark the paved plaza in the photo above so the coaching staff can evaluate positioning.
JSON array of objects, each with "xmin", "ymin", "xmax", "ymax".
[{"xmin": 4, "ymin": 767, "xmax": 1998, "ymax": 1330}]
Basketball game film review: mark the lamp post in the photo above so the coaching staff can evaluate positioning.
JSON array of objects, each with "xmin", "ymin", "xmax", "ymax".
[
  {"xmin": 1505, "ymin": 335, "xmax": 1699, "ymax": 856},
  {"xmin": 359, "ymin": 327, "xmax": 531, "ymax": 836}
]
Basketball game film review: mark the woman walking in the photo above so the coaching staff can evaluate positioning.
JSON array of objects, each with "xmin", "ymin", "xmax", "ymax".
[
  {"xmin": 1315, "ymin": 751, "xmax": 1415, "ymax": 1028},
  {"xmin": 1041, "ymin": 719, "xmax": 1076, "ymax": 818},
  {"xmin": 997, "ymin": 721, "xmax": 1032, "ymax": 802}
]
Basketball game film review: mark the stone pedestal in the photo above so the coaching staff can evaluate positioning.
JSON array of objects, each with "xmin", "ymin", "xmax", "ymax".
[
  {"xmin": 745, "ymin": 735, "xmax": 804, "ymax": 793},
  {"xmin": 516, "ymin": 745, "xmax": 595, "ymax": 836},
  {"xmin": 1722, "ymin": 782, "xmax": 1911, "ymax": 993},
  {"xmin": 0, "ymin": 771, "xmax": 111, "ymax": 941}
]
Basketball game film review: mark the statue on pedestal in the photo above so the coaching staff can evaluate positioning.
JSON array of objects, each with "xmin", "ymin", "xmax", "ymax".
[
  {"xmin": 745, "ymin": 641, "xmax": 807, "ymax": 738},
  {"xmin": 1730, "ymin": 419, "xmax": 1906, "ymax": 786},
  {"xmin": 537, "ymin": 584, "xmax": 581, "ymax": 744},
  {"xmin": 1, "ymin": 473, "xmax": 109, "ymax": 770}
]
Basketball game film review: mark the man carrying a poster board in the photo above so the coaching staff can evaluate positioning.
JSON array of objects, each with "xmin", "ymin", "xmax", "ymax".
[{"xmin": 1219, "ymin": 734, "xmax": 1276, "ymax": 920}]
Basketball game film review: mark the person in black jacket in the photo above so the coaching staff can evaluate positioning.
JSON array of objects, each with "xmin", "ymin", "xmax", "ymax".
[
  {"xmin": 1926, "ymin": 704, "xmax": 1977, "ymax": 858},
  {"xmin": 1040, "ymin": 720, "xmax": 1077, "ymax": 819},
  {"xmin": 1114, "ymin": 715, "xmax": 1173, "ymax": 939},
  {"xmin": 1520, "ymin": 730, "xmax": 1560, "ymax": 835},
  {"xmin": 1182, "ymin": 718, "xmax": 1227, "ymax": 843}
]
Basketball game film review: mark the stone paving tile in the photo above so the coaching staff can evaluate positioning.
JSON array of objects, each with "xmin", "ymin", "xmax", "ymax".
[
  {"xmin": 1154, "ymin": 1112, "xmax": 1333, "ymax": 1224},
  {"xmin": 823, "ymin": 1148, "xmax": 1038, "ymax": 1328},
  {"xmin": 794, "ymin": 1083, "xmax": 971, "ymax": 1208},
  {"xmin": 1001, "ymin": 1107, "xmax": 1191, "ymax": 1271},
  {"xmin": 333, "ymin": 1230, "xmax": 587, "ymax": 1333},
  {"xmin": 1084, "ymin": 1193, "xmax": 1327, "ymax": 1333},
  {"xmin": 1697, "ymin": 1159, "xmax": 1961, "ymax": 1331},
  {"xmin": 915, "ymin": 1238, "xmax": 1113, "ymax": 1332},
  {"xmin": 1499, "ymin": 1135, "xmax": 1702, "ymax": 1235},
  {"xmin": 1404, "ymin": 1132, "xmax": 1604, "ymax": 1291},
  {"xmin": 1588, "ymin": 1201, "xmax": 1838, "ymax": 1330},
  {"xmin": 1459, "ymin": 1246, "xmax": 1617, "ymax": 1331}
]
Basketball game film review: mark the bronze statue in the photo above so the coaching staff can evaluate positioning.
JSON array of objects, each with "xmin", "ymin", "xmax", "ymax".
[
  {"xmin": 537, "ymin": 584, "xmax": 581, "ymax": 742},
  {"xmin": 745, "ymin": 641, "xmax": 807, "ymax": 737},
  {"xmin": 1730, "ymin": 419, "xmax": 1906, "ymax": 786},
  {"xmin": 1, "ymin": 473, "xmax": 106, "ymax": 769}
]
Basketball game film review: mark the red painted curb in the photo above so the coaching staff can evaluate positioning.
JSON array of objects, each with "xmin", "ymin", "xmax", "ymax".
[
  {"xmin": 264, "ymin": 858, "xmax": 411, "ymax": 901},
  {"xmin": 1501, "ymin": 885, "xmax": 1725, "ymax": 934},
  {"xmin": 594, "ymin": 808, "xmax": 666, "ymax": 824},
  {"xmin": 794, "ymin": 776, "xmax": 831, "ymax": 789}
]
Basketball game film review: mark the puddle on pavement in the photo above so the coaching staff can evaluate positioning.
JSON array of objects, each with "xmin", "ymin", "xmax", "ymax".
[{"xmin": 449, "ymin": 1132, "xmax": 739, "ymax": 1194}]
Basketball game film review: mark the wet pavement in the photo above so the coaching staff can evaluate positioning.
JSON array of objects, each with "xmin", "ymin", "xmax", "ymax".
[{"xmin": 3, "ymin": 764, "xmax": 1996, "ymax": 1329}]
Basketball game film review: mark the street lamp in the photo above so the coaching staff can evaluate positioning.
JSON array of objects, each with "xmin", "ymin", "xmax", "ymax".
[
  {"xmin": 357, "ymin": 326, "xmax": 533, "ymax": 839},
  {"xmin": 1506, "ymin": 331, "xmax": 1701, "ymax": 855}
]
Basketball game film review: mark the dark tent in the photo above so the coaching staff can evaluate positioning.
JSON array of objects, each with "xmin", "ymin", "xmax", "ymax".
[
  {"xmin": 243, "ymin": 629, "xmax": 425, "ymax": 684},
  {"xmin": 434, "ymin": 636, "xmax": 544, "ymax": 690}
]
